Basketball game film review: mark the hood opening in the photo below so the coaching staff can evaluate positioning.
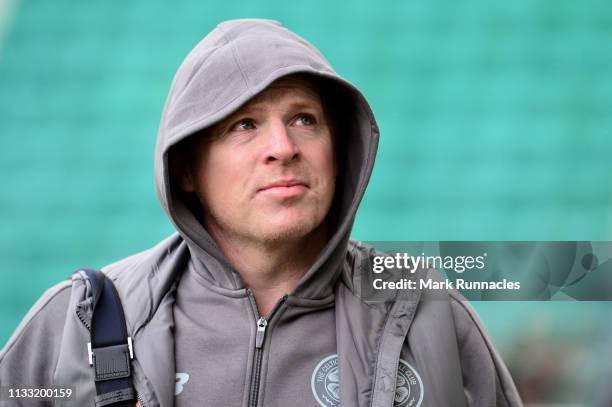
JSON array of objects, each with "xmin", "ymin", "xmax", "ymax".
[{"xmin": 167, "ymin": 73, "xmax": 355, "ymax": 238}]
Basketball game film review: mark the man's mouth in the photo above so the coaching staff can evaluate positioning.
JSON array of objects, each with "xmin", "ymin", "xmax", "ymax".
[{"xmin": 258, "ymin": 179, "xmax": 309, "ymax": 196}]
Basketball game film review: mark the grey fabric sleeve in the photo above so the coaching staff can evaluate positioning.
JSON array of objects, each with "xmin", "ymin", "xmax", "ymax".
[
  {"xmin": 0, "ymin": 281, "xmax": 72, "ymax": 392},
  {"xmin": 449, "ymin": 292, "xmax": 524, "ymax": 407}
]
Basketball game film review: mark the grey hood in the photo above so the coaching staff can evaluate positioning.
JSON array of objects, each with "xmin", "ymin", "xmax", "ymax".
[{"xmin": 154, "ymin": 19, "xmax": 379, "ymax": 299}]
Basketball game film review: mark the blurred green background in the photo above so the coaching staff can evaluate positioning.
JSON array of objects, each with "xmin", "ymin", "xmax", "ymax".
[{"xmin": 1, "ymin": 0, "xmax": 611, "ymax": 404}]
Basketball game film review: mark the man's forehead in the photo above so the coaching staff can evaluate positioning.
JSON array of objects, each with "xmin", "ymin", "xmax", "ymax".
[
  {"xmin": 244, "ymin": 75, "xmax": 323, "ymax": 110},
  {"xmin": 203, "ymin": 75, "xmax": 327, "ymax": 139}
]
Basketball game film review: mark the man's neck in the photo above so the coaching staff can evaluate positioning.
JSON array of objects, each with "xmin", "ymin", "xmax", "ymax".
[{"xmin": 207, "ymin": 224, "xmax": 329, "ymax": 317}]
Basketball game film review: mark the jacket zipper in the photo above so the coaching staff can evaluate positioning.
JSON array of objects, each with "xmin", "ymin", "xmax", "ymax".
[
  {"xmin": 75, "ymin": 307, "xmax": 91, "ymax": 331},
  {"xmin": 246, "ymin": 289, "xmax": 288, "ymax": 407},
  {"xmin": 136, "ymin": 392, "xmax": 148, "ymax": 407}
]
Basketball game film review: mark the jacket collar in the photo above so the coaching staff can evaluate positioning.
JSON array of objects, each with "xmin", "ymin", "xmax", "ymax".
[{"xmin": 101, "ymin": 235, "xmax": 423, "ymax": 406}]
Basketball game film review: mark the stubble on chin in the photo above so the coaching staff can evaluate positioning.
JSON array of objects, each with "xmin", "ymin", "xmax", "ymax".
[{"xmin": 206, "ymin": 204, "xmax": 326, "ymax": 249}]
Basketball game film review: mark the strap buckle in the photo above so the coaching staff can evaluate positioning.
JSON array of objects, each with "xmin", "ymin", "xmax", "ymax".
[{"xmin": 88, "ymin": 337, "xmax": 133, "ymax": 366}]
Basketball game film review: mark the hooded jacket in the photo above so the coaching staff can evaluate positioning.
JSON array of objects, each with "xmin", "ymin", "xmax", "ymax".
[{"xmin": 0, "ymin": 19, "xmax": 522, "ymax": 407}]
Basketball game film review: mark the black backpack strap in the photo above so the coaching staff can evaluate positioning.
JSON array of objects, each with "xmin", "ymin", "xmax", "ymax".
[{"xmin": 81, "ymin": 269, "xmax": 136, "ymax": 407}]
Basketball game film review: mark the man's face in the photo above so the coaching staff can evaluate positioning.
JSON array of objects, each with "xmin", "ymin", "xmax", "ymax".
[{"xmin": 180, "ymin": 76, "xmax": 337, "ymax": 245}]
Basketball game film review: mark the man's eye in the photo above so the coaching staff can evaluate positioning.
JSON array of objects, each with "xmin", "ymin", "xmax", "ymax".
[
  {"xmin": 294, "ymin": 114, "xmax": 316, "ymax": 126},
  {"xmin": 232, "ymin": 119, "xmax": 256, "ymax": 131}
]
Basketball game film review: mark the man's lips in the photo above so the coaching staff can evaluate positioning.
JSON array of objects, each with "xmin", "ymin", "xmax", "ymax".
[{"xmin": 258, "ymin": 179, "xmax": 309, "ymax": 193}]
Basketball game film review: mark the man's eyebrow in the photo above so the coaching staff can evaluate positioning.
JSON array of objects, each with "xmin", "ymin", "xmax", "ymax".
[
  {"xmin": 244, "ymin": 98, "xmax": 323, "ymax": 114},
  {"xmin": 283, "ymin": 100, "xmax": 322, "ymax": 111}
]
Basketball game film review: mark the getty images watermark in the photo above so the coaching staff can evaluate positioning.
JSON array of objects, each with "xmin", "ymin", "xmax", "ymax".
[{"xmin": 360, "ymin": 242, "xmax": 612, "ymax": 302}]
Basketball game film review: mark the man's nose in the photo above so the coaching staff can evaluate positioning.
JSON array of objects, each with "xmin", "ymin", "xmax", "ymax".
[{"xmin": 263, "ymin": 120, "xmax": 299, "ymax": 164}]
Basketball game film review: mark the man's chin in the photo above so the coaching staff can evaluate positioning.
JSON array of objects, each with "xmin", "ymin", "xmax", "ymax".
[{"xmin": 252, "ymin": 218, "xmax": 322, "ymax": 244}]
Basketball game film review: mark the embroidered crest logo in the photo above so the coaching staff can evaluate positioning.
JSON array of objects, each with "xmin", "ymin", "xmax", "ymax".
[
  {"xmin": 311, "ymin": 354, "xmax": 340, "ymax": 406},
  {"xmin": 311, "ymin": 356, "xmax": 423, "ymax": 406},
  {"xmin": 394, "ymin": 359, "xmax": 424, "ymax": 407}
]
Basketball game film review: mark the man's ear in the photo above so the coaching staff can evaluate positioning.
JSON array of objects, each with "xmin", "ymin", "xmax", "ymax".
[
  {"xmin": 332, "ymin": 132, "xmax": 340, "ymax": 178},
  {"xmin": 178, "ymin": 169, "xmax": 195, "ymax": 193},
  {"xmin": 170, "ymin": 144, "xmax": 196, "ymax": 193},
  {"xmin": 333, "ymin": 157, "xmax": 339, "ymax": 178}
]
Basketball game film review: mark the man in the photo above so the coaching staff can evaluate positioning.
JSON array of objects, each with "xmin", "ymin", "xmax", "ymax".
[{"xmin": 0, "ymin": 19, "xmax": 522, "ymax": 406}]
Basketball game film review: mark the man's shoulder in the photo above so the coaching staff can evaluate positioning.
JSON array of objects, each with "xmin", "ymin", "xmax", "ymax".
[
  {"xmin": 0, "ymin": 279, "xmax": 72, "ymax": 363},
  {"xmin": 1, "ymin": 232, "xmax": 185, "ymax": 362},
  {"xmin": 344, "ymin": 239, "xmax": 454, "ymax": 299},
  {"xmin": 340, "ymin": 240, "xmax": 383, "ymax": 293},
  {"xmin": 346, "ymin": 239, "xmax": 378, "ymax": 260},
  {"xmin": 101, "ymin": 232, "xmax": 184, "ymax": 280}
]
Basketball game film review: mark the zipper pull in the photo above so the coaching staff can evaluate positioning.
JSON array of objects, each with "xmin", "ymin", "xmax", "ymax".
[{"xmin": 255, "ymin": 317, "xmax": 268, "ymax": 349}]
